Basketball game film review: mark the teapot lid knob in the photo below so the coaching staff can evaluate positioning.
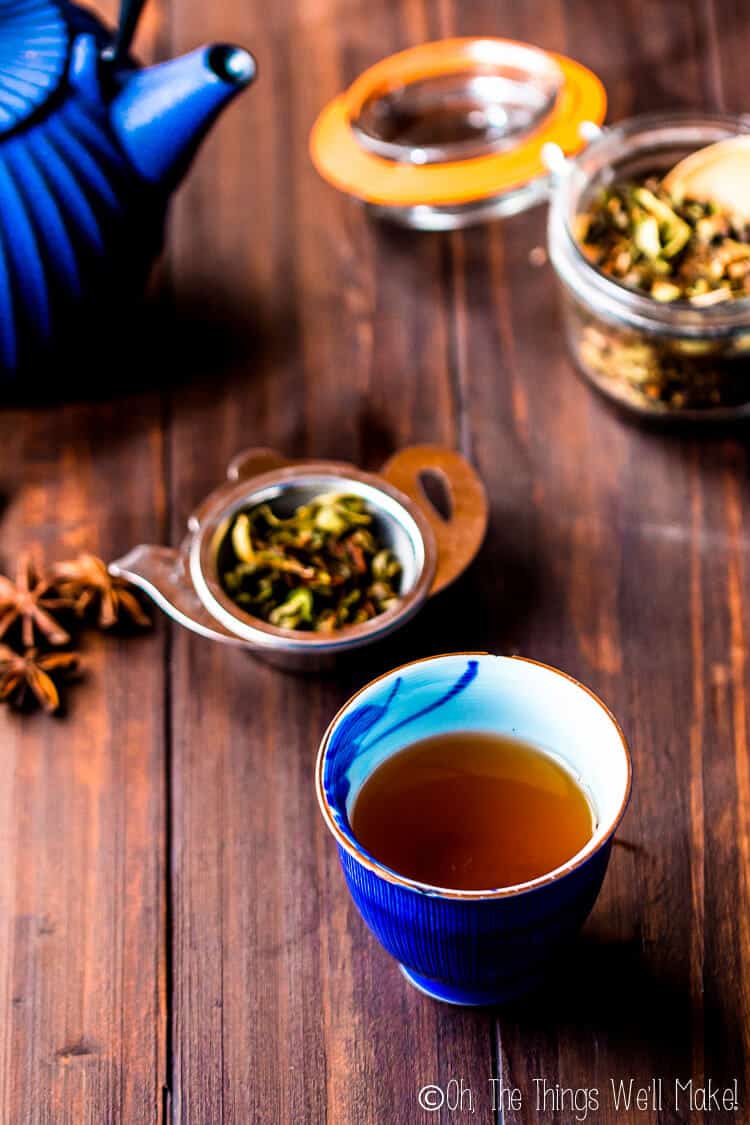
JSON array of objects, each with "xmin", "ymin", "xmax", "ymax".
[{"xmin": 0, "ymin": 0, "xmax": 70, "ymax": 136}]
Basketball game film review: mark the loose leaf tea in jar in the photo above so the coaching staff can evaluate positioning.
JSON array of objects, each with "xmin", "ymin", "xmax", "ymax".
[
  {"xmin": 577, "ymin": 178, "xmax": 750, "ymax": 304},
  {"xmin": 220, "ymin": 492, "xmax": 402, "ymax": 632},
  {"xmin": 573, "ymin": 178, "xmax": 750, "ymax": 412},
  {"xmin": 546, "ymin": 113, "xmax": 750, "ymax": 420}
]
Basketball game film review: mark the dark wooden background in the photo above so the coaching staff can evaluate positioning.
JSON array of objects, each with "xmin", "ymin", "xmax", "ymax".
[{"xmin": 2, "ymin": 0, "xmax": 749, "ymax": 1121}]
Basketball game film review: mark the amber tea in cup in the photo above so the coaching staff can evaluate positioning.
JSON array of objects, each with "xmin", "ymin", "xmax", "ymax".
[
  {"xmin": 318, "ymin": 653, "xmax": 632, "ymax": 1004},
  {"xmin": 350, "ymin": 730, "xmax": 595, "ymax": 890}
]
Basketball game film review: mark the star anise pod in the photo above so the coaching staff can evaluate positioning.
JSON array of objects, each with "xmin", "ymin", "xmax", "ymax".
[
  {"xmin": 0, "ymin": 645, "xmax": 79, "ymax": 713},
  {"xmin": 0, "ymin": 552, "xmax": 71, "ymax": 648},
  {"xmin": 51, "ymin": 554, "xmax": 150, "ymax": 629}
]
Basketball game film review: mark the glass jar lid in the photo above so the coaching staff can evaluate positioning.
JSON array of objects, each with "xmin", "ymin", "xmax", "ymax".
[{"xmin": 310, "ymin": 38, "xmax": 606, "ymax": 228}]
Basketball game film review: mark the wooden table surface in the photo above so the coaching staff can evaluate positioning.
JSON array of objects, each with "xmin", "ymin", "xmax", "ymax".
[{"xmin": 2, "ymin": 1, "xmax": 749, "ymax": 1122}]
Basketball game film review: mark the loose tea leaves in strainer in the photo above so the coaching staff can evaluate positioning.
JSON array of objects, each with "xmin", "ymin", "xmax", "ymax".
[{"xmin": 221, "ymin": 493, "xmax": 403, "ymax": 632}]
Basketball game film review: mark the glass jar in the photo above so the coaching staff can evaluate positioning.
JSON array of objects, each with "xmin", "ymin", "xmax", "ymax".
[{"xmin": 547, "ymin": 112, "xmax": 750, "ymax": 420}]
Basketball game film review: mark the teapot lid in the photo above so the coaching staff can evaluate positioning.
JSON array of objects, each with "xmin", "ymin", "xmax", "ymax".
[{"xmin": 0, "ymin": 0, "xmax": 70, "ymax": 136}]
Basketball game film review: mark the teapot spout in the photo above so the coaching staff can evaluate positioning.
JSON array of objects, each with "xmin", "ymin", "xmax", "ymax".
[{"xmin": 110, "ymin": 44, "xmax": 255, "ymax": 186}]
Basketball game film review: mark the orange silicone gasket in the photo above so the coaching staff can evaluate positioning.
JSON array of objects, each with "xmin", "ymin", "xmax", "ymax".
[{"xmin": 310, "ymin": 38, "xmax": 607, "ymax": 208}]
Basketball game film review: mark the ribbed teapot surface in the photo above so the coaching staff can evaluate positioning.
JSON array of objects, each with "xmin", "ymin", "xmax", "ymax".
[
  {"xmin": 0, "ymin": 0, "xmax": 70, "ymax": 133},
  {"xmin": 0, "ymin": 0, "xmax": 254, "ymax": 383}
]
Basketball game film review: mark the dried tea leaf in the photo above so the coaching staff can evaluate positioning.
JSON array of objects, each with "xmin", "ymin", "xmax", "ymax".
[
  {"xmin": 221, "ymin": 492, "xmax": 402, "ymax": 632},
  {"xmin": 578, "ymin": 176, "xmax": 750, "ymax": 301}
]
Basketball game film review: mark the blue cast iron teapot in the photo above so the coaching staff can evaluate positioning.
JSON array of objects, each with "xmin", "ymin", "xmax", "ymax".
[{"xmin": 0, "ymin": 0, "xmax": 255, "ymax": 382}]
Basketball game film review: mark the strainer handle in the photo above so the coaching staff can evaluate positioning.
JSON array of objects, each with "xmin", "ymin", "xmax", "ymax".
[
  {"xmin": 380, "ymin": 445, "xmax": 487, "ymax": 596},
  {"xmin": 226, "ymin": 447, "xmax": 292, "ymax": 481},
  {"xmin": 186, "ymin": 448, "xmax": 293, "ymax": 532},
  {"xmin": 109, "ymin": 545, "xmax": 246, "ymax": 646}
]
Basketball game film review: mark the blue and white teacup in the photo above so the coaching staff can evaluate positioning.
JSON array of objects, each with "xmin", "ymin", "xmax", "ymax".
[{"xmin": 316, "ymin": 652, "xmax": 632, "ymax": 1006}]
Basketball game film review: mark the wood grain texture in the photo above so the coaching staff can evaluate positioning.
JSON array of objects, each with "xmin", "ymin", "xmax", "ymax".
[
  {"xmin": 442, "ymin": 4, "xmax": 750, "ymax": 1123},
  {"xmin": 166, "ymin": 1, "xmax": 492, "ymax": 1121},
  {"xmin": 0, "ymin": 396, "xmax": 168, "ymax": 1125},
  {"xmin": 1, "ymin": 0, "xmax": 749, "ymax": 1122},
  {"xmin": 0, "ymin": 6, "xmax": 170, "ymax": 1122}
]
